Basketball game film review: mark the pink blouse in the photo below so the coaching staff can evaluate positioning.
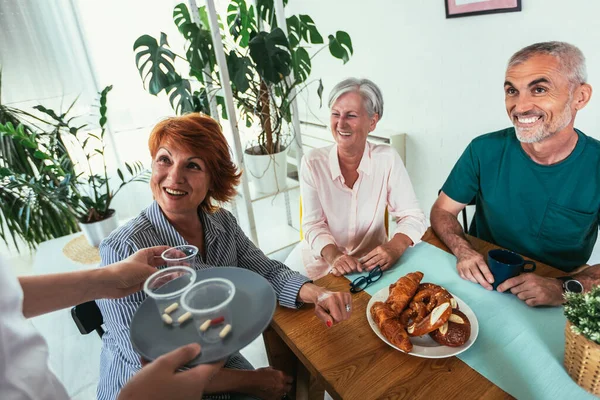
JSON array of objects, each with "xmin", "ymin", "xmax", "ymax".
[{"xmin": 299, "ymin": 142, "xmax": 427, "ymax": 278}]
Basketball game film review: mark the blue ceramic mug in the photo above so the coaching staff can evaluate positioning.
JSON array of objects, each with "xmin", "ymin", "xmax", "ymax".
[{"xmin": 488, "ymin": 249, "xmax": 536, "ymax": 290}]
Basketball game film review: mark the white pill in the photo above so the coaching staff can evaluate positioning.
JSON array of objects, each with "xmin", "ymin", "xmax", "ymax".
[
  {"xmin": 164, "ymin": 302, "xmax": 179, "ymax": 314},
  {"xmin": 162, "ymin": 313, "xmax": 173, "ymax": 325},
  {"xmin": 219, "ymin": 324, "xmax": 232, "ymax": 338},
  {"xmin": 199, "ymin": 319, "xmax": 211, "ymax": 332},
  {"xmin": 178, "ymin": 312, "xmax": 192, "ymax": 324}
]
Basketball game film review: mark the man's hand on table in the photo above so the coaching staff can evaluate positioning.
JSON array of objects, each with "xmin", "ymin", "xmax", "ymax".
[
  {"xmin": 456, "ymin": 247, "xmax": 494, "ymax": 291},
  {"xmin": 497, "ymin": 274, "xmax": 565, "ymax": 306},
  {"xmin": 298, "ymin": 283, "xmax": 352, "ymax": 327},
  {"xmin": 118, "ymin": 343, "xmax": 224, "ymax": 400}
]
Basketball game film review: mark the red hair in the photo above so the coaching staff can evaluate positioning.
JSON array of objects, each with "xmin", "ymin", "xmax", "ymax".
[{"xmin": 148, "ymin": 113, "xmax": 241, "ymax": 213}]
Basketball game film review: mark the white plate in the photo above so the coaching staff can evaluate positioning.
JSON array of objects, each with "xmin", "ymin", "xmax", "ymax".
[{"xmin": 366, "ymin": 286, "xmax": 479, "ymax": 358}]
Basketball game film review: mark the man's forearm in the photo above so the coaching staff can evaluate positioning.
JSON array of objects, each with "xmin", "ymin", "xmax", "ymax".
[
  {"xmin": 574, "ymin": 264, "xmax": 600, "ymax": 292},
  {"xmin": 430, "ymin": 206, "xmax": 474, "ymax": 258},
  {"xmin": 19, "ymin": 269, "xmax": 106, "ymax": 318}
]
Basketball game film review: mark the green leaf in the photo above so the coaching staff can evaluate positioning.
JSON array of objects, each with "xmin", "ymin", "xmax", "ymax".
[
  {"xmin": 216, "ymin": 96, "xmax": 228, "ymax": 120},
  {"xmin": 249, "ymin": 28, "xmax": 291, "ymax": 84},
  {"xmin": 33, "ymin": 150, "xmax": 50, "ymax": 160},
  {"xmin": 291, "ymin": 47, "xmax": 311, "ymax": 84},
  {"xmin": 173, "ymin": 4, "xmax": 215, "ymax": 74},
  {"xmin": 125, "ymin": 162, "xmax": 133, "ymax": 175},
  {"xmin": 227, "ymin": 0, "xmax": 257, "ymax": 48},
  {"xmin": 133, "ymin": 33, "xmax": 177, "ymax": 95},
  {"xmin": 117, "ymin": 169, "xmax": 124, "ymax": 181},
  {"xmin": 165, "ymin": 74, "xmax": 195, "ymax": 114},
  {"xmin": 328, "ymin": 31, "xmax": 353, "ymax": 64},
  {"xmin": 226, "ymin": 51, "xmax": 253, "ymax": 93},
  {"xmin": 298, "ymin": 15, "xmax": 323, "ymax": 44}
]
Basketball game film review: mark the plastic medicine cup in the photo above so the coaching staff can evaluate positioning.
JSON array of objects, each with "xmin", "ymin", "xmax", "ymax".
[
  {"xmin": 143, "ymin": 266, "xmax": 197, "ymax": 326},
  {"xmin": 180, "ymin": 278, "xmax": 236, "ymax": 343},
  {"xmin": 161, "ymin": 245, "xmax": 199, "ymax": 267}
]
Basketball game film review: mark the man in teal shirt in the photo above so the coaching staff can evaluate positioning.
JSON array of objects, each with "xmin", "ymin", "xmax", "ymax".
[{"xmin": 431, "ymin": 41, "xmax": 600, "ymax": 307}]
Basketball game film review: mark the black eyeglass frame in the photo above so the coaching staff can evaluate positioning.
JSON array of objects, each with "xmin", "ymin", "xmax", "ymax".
[{"xmin": 349, "ymin": 266, "xmax": 383, "ymax": 293}]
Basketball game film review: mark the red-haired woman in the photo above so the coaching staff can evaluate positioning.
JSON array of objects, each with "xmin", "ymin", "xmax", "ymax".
[{"xmin": 96, "ymin": 113, "xmax": 351, "ymax": 400}]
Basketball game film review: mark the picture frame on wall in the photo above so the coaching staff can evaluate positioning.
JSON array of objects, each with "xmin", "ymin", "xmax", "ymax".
[{"xmin": 445, "ymin": 0, "xmax": 522, "ymax": 19}]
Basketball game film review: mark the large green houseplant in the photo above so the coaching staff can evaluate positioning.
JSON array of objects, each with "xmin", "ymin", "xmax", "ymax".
[
  {"xmin": 133, "ymin": 0, "xmax": 352, "ymax": 158},
  {"xmin": 0, "ymin": 82, "xmax": 149, "ymax": 250}
]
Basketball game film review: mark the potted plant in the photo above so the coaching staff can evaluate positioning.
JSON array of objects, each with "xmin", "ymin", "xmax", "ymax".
[
  {"xmin": 1, "ymin": 83, "xmax": 149, "ymax": 249},
  {"xmin": 133, "ymin": 0, "xmax": 353, "ymax": 193},
  {"xmin": 1, "ymin": 69, "xmax": 86, "ymax": 251},
  {"xmin": 564, "ymin": 285, "xmax": 600, "ymax": 395}
]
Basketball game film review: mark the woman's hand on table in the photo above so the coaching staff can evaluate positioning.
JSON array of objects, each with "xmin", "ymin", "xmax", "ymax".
[
  {"xmin": 299, "ymin": 283, "xmax": 352, "ymax": 327},
  {"xmin": 118, "ymin": 343, "xmax": 224, "ymax": 400},
  {"xmin": 330, "ymin": 254, "xmax": 363, "ymax": 276},
  {"xmin": 497, "ymin": 274, "xmax": 565, "ymax": 306},
  {"xmin": 100, "ymin": 246, "xmax": 170, "ymax": 299},
  {"xmin": 361, "ymin": 233, "xmax": 413, "ymax": 271},
  {"xmin": 455, "ymin": 247, "xmax": 494, "ymax": 290}
]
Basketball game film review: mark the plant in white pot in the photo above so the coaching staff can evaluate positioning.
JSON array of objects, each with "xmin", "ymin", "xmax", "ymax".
[
  {"xmin": 133, "ymin": 0, "xmax": 353, "ymax": 193},
  {"xmin": 564, "ymin": 285, "xmax": 600, "ymax": 395},
  {"xmin": 35, "ymin": 86, "xmax": 149, "ymax": 247}
]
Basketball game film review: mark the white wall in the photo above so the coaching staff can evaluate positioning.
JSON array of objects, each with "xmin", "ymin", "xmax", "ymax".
[{"xmin": 286, "ymin": 0, "xmax": 600, "ymax": 215}]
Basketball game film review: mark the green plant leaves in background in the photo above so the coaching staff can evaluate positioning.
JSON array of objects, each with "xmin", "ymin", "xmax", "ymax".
[
  {"xmin": 227, "ymin": 0, "xmax": 257, "ymax": 47},
  {"xmin": 173, "ymin": 4, "xmax": 215, "ymax": 78},
  {"xmin": 286, "ymin": 15, "xmax": 323, "ymax": 48},
  {"xmin": 328, "ymin": 31, "xmax": 353, "ymax": 64},
  {"xmin": 291, "ymin": 47, "xmax": 311, "ymax": 84},
  {"xmin": 133, "ymin": 33, "xmax": 177, "ymax": 95},
  {"xmin": 249, "ymin": 28, "xmax": 291, "ymax": 84}
]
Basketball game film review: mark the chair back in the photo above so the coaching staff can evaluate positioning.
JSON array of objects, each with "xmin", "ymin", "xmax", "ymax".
[{"xmin": 72, "ymin": 300, "xmax": 104, "ymax": 338}]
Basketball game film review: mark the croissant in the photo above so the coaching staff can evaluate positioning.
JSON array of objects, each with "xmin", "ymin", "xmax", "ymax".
[
  {"xmin": 386, "ymin": 271, "xmax": 423, "ymax": 314},
  {"xmin": 371, "ymin": 301, "xmax": 413, "ymax": 352}
]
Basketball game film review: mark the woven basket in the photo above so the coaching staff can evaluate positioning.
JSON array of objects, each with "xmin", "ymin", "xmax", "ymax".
[{"xmin": 564, "ymin": 320, "xmax": 600, "ymax": 395}]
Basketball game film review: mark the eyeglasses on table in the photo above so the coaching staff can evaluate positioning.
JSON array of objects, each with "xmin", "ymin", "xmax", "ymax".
[{"xmin": 349, "ymin": 265, "xmax": 383, "ymax": 293}]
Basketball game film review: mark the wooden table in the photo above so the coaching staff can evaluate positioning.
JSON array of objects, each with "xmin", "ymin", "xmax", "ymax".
[{"xmin": 265, "ymin": 228, "xmax": 570, "ymax": 400}]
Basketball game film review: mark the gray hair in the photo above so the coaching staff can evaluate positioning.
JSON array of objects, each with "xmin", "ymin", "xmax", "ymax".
[
  {"xmin": 507, "ymin": 41, "xmax": 587, "ymax": 87},
  {"xmin": 328, "ymin": 78, "xmax": 384, "ymax": 120}
]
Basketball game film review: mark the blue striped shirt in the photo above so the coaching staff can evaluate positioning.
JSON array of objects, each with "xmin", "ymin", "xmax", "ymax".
[{"xmin": 96, "ymin": 201, "xmax": 310, "ymax": 400}]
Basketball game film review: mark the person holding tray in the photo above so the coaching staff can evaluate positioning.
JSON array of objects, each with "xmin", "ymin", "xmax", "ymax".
[
  {"xmin": 96, "ymin": 113, "xmax": 352, "ymax": 400},
  {"xmin": 0, "ymin": 248, "xmax": 223, "ymax": 400}
]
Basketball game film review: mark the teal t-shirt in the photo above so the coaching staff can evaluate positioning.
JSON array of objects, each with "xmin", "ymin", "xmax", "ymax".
[{"xmin": 442, "ymin": 127, "xmax": 600, "ymax": 272}]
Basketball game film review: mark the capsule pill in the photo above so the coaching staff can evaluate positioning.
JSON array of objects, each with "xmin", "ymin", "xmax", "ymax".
[
  {"xmin": 219, "ymin": 324, "xmax": 232, "ymax": 338},
  {"xmin": 164, "ymin": 302, "xmax": 179, "ymax": 314},
  {"xmin": 178, "ymin": 311, "xmax": 192, "ymax": 324},
  {"xmin": 199, "ymin": 319, "xmax": 211, "ymax": 332},
  {"xmin": 162, "ymin": 313, "xmax": 173, "ymax": 325}
]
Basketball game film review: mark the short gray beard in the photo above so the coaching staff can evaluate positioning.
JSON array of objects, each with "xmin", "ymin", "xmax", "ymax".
[{"xmin": 514, "ymin": 99, "xmax": 573, "ymax": 144}]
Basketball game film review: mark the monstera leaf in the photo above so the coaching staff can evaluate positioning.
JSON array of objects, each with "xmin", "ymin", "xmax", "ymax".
[
  {"xmin": 249, "ymin": 28, "xmax": 291, "ymax": 84},
  {"xmin": 226, "ymin": 0, "xmax": 257, "ymax": 47},
  {"xmin": 227, "ymin": 51, "xmax": 253, "ymax": 93},
  {"xmin": 165, "ymin": 74, "xmax": 195, "ymax": 114},
  {"xmin": 255, "ymin": 0, "xmax": 288, "ymax": 28},
  {"xmin": 133, "ymin": 33, "xmax": 177, "ymax": 95},
  {"xmin": 173, "ymin": 3, "xmax": 215, "ymax": 78},
  {"xmin": 328, "ymin": 31, "xmax": 353, "ymax": 64},
  {"xmin": 291, "ymin": 47, "xmax": 311, "ymax": 84},
  {"xmin": 286, "ymin": 15, "xmax": 323, "ymax": 48}
]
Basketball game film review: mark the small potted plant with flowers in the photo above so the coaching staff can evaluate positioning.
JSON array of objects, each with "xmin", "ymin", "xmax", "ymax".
[{"xmin": 564, "ymin": 285, "xmax": 600, "ymax": 395}]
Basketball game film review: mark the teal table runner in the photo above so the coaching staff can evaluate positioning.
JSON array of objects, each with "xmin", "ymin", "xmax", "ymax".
[{"xmin": 346, "ymin": 241, "xmax": 594, "ymax": 399}]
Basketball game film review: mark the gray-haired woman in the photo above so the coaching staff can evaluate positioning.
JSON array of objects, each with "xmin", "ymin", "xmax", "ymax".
[{"xmin": 299, "ymin": 78, "xmax": 427, "ymax": 279}]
